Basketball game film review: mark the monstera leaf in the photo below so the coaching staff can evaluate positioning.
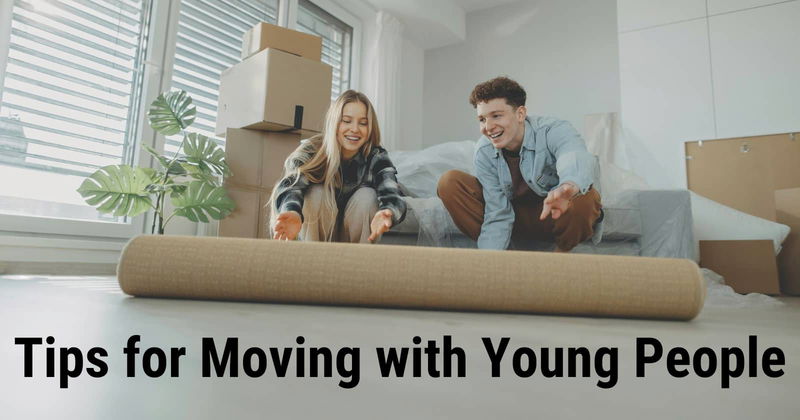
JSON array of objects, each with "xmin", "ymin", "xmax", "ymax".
[
  {"xmin": 145, "ymin": 183, "xmax": 186, "ymax": 195},
  {"xmin": 170, "ymin": 181, "xmax": 235, "ymax": 223},
  {"xmin": 77, "ymin": 165, "xmax": 156, "ymax": 217},
  {"xmin": 180, "ymin": 163, "xmax": 221, "ymax": 186},
  {"xmin": 182, "ymin": 133, "xmax": 230, "ymax": 177},
  {"xmin": 147, "ymin": 90, "xmax": 196, "ymax": 136},
  {"xmin": 142, "ymin": 143, "xmax": 186, "ymax": 176}
]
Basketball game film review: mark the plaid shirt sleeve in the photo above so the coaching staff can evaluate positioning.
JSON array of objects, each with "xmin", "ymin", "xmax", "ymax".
[
  {"xmin": 371, "ymin": 148, "xmax": 407, "ymax": 225},
  {"xmin": 274, "ymin": 140, "xmax": 316, "ymax": 221}
]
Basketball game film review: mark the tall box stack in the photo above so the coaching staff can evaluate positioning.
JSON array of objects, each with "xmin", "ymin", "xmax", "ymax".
[
  {"xmin": 218, "ymin": 22, "xmax": 332, "ymax": 238},
  {"xmin": 220, "ymin": 129, "xmax": 301, "ymax": 239}
]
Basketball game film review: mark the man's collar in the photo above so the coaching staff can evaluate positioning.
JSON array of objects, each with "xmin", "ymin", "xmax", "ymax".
[{"xmin": 521, "ymin": 116, "xmax": 535, "ymax": 151}]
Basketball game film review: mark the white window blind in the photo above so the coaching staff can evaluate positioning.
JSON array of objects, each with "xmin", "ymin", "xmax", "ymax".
[
  {"xmin": 296, "ymin": 0, "xmax": 352, "ymax": 100},
  {"xmin": 0, "ymin": 0, "xmax": 151, "ymax": 222},
  {"xmin": 166, "ymin": 0, "xmax": 278, "ymax": 154}
]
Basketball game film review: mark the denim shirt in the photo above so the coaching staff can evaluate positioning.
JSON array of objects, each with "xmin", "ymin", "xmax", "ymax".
[{"xmin": 474, "ymin": 116, "xmax": 600, "ymax": 250}]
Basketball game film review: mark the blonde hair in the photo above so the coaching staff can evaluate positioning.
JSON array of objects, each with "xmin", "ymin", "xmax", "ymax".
[{"xmin": 268, "ymin": 90, "xmax": 382, "ymax": 241}]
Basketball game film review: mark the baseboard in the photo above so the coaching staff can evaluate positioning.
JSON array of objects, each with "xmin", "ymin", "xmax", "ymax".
[{"xmin": 0, "ymin": 261, "xmax": 117, "ymax": 275}]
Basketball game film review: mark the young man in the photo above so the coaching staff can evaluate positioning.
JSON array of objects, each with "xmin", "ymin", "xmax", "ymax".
[{"xmin": 437, "ymin": 76, "xmax": 602, "ymax": 252}]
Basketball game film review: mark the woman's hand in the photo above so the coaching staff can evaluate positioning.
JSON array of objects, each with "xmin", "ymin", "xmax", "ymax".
[
  {"xmin": 273, "ymin": 211, "xmax": 302, "ymax": 240},
  {"xmin": 368, "ymin": 209, "xmax": 394, "ymax": 243}
]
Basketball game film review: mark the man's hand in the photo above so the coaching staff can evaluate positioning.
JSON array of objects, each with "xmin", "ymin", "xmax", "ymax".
[
  {"xmin": 273, "ymin": 211, "xmax": 302, "ymax": 240},
  {"xmin": 368, "ymin": 209, "xmax": 394, "ymax": 243},
  {"xmin": 540, "ymin": 182, "xmax": 579, "ymax": 221}
]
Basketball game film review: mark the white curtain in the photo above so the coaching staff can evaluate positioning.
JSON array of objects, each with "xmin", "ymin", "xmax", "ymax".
[{"xmin": 366, "ymin": 11, "xmax": 403, "ymax": 151}]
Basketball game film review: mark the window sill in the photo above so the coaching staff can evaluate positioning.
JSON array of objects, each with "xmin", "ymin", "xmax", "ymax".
[{"xmin": 0, "ymin": 234, "xmax": 127, "ymax": 266}]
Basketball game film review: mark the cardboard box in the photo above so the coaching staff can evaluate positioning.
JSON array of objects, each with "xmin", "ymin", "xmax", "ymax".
[
  {"xmin": 216, "ymin": 48, "xmax": 332, "ymax": 136},
  {"xmin": 241, "ymin": 22, "xmax": 322, "ymax": 61},
  {"xmin": 219, "ymin": 185, "xmax": 262, "ymax": 238},
  {"xmin": 775, "ymin": 188, "xmax": 800, "ymax": 295},
  {"xmin": 686, "ymin": 132, "xmax": 800, "ymax": 295},
  {"xmin": 224, "ymin": 128, "xmax": 302, "ymax": 189},
  {"xmin": 685, "ymin": 133, "xmax": 800, "ymax": 220},
  {"xmin": 699, "ymin": 240, "xmax": 780, "ymax": 295},
  {"xmin": 219, "ymin": 185, "xmax": 272, "ymax": 239}
]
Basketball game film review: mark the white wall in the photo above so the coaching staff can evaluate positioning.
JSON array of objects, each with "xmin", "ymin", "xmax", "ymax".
[
  {"xmin": 396, "ymin": 38, "xmax": 424, "ymax": 151},
  {"xmin": 617, "ymin": 0, "xmax": 800, "ymax": 188},
  {"xmin": 421, "ymin": 0, "xmax": 622, "ymax": 148}
]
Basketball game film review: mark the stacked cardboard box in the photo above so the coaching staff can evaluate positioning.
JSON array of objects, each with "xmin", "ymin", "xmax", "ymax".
[
  {"xmin": 219, "ymin": 128, "xmax": 301, "ymax": 239},
  {"xmin": 241, "ymin": 22, "xmax": 322, "ymax": 61},
  {"xmin": 218, "ymin": 22, "xmax": 332, "ymax": 239}
]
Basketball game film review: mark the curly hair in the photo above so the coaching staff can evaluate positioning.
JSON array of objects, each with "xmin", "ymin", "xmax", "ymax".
[{"xmin": 468, "ymin": 76, "xmax": 526, "ymax": 109}]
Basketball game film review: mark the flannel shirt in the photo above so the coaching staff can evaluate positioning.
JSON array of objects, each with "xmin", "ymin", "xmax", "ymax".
[{"xmin": 274, "ymin": 137, "xmax": 407, "ymax": 225}]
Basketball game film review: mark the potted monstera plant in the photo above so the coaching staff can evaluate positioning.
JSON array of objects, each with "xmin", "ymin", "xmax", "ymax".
[{"xmin": 77, "ymin": 90, "xmax": 236, "ymax": 234}]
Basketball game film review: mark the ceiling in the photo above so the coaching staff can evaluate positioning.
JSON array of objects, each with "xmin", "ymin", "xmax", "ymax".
[
  {"xmin": 357, "ymin": 0, "xmax": 527, "ymax": 49},
  {"xmin": 451, "ymin": 0, "xmax": 522, "ymax": 13}
]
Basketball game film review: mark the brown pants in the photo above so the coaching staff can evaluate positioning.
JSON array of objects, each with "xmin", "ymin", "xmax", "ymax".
[{"xmin": 436, "ymin": 170, "xmax": 602, "ymax": 251}]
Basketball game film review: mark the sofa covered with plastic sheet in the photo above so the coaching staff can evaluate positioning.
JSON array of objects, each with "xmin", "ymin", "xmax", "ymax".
[{"xmin": 381, "ymin": 141, "xmax": 694, "ymax": 259}]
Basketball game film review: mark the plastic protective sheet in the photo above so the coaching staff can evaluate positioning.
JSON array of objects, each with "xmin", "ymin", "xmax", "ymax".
[
  {"xmin": 583, "ymin": 113, "xmax": 649, "ymax": 198},
  {"xmin": 406, "ymin": 197, "xmax": 464, "ymax": 247},
  {"xmin": 633, "ymin": 189, "xmax": 694, "ymax": 259},
  {"xmin": 390, "ymin": 138, "xmax": 689, "ymax": 257},
  {"xmin": 393, "ymin": 195, "xmax": 646, "ymax": 253},
  {"xmin": 702, "ymin": 268, "xmax": 782, "ymax": 308},
  {"xmin": 392, "ymin": 141, "xmax": 477, "ymax": 198},
  {"xmin": 391, "ymin": 141, "xmax": 479, "ymax": 247}
]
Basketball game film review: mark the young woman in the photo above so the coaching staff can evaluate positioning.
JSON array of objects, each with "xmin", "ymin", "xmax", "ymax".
[{"xmin": 269, "ymin": 90, "xmax": 406, "ymax": 243}]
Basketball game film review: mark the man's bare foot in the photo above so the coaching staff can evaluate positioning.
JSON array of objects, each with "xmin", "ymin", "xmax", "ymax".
[{"xmin": 554, "ymin": 246, "xmax": 569, "ymax": 253}]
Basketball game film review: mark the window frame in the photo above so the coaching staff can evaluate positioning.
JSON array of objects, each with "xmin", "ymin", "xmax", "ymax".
[
  {"xmin": 291, "ymin": 0, "xmax": 361, "ymax": 93},
  {"xmin": 0, "ymin": 0, "xmax": 168, "ymax": 239},
  {"xmin": 0, "ymin": 0, "xmax": 362, "ymax": 242},
  {"xmin": 0, "ymin": 0, "xmax": 13, "ymax": 102}
]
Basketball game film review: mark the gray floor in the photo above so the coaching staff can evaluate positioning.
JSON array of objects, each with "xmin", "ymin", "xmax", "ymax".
[{"xmin": 1, "ymin": 275, "xmax": 798, "ymax": 419}]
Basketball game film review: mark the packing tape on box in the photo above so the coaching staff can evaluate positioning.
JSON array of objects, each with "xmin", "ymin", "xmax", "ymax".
[
  {"xmin": 117, "ymin": 235, "xmax": 706, "ymax": 320},
  {"xmin": 266, "ymin": 105, "xmax": 304, "ymax": 133}
]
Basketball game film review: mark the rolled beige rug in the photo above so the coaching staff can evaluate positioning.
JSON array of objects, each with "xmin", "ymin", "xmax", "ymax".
[{"xmin": 117, "ymin": 235, "xmax": 705, "ymax": 320}]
